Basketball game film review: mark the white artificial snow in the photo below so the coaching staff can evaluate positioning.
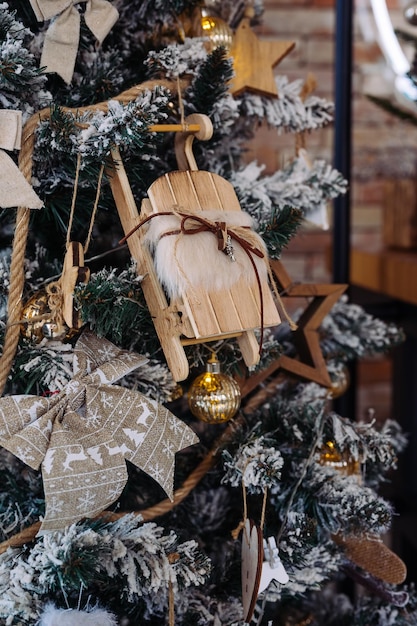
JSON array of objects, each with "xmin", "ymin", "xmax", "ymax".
[
  {"xmin": 222, "ymin": 437, "xmax": 284, "ymax": 492},
  {"xmin": 39, "ymin": 604, "xmax": 118, "ymax": 626},
  {"xmin": 145, "ymin": 38, "xmax": 209, "ymax": 78}
]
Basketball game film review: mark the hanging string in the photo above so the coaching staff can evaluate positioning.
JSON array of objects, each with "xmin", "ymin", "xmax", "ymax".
[
  {"xmin": 260, "ymin": 486, "xmax": 268, "ymax": 531},
  {"xmin": 42, "ymin": 155, "xmax": 104, "ymax": 328},
  {"xmin": 266, "ymin": 264, "xmax": 297, "ymax": 331},
  {"xmin": 66, "ymin": 153, "xmax": 104, "ymax": 254},
  {"xmin": 66, "ymin": 153, "xmax": 82, "ymax": 249},
  {"xmin": 84, "ymin": 162, "xmax": 104, "ymax": 253}
]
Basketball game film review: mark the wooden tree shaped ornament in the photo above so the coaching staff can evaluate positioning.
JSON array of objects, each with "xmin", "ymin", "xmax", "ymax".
[{"xmin": 110, "ymin": 114, "xmax": 282, "ymax": 382}]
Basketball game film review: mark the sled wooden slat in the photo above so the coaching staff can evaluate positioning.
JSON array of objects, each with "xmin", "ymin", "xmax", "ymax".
[
  {"xmin": 189, "ymin": 171, "xmax": 242, "ymax": 211},
  {"xmin": 205, "ymin": 288, "xmax": 247, "ymax": 334},
  {"xmin": 109, "ymin": 154, "xmax": 190, "ymax": 381},
  {"xmin": 182, "ymin": 287, "xmax": 222, "ymax": 338}
]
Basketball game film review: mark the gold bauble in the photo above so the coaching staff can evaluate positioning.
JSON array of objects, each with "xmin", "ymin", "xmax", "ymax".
[
  {"xmin": 179, "ymin": 5, "xmax": 233, "ymax": 51},
  {"xmin": 21, "ymin": 291, "xmax": 52, "ymax": 342},
  {"xmin": 199, "ymin": 13, "xmax": 234, "ymax": 52},
  {"xmin": 188, "ymin": 355, "xmax": 241, "ymax": 423},
  {"xmin": 21, "ymin": 291, "xmax": 67, "ymax": 342},
  {"xmin": 328, "ymin": 365, "xmax": 350, "ymax": 399},
  {"xmin": 319, "ymin": 440, "xmax": 361, "ymax": 478}
]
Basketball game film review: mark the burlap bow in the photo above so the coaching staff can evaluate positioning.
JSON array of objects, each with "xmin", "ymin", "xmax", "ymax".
[
  {"xmin": 0, "ymin": 331, "xmax": 198, "ymax": 532},
  {"xmin": 30, "ymin": 0, "xmax": 119, "ymax": 83},
  {"xmin": 0, "ymin": 110, "xmax": 43, "ymax": 209}
]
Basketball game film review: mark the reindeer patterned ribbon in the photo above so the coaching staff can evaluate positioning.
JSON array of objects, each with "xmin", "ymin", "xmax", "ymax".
[
  {"xmin": 0, "ymin": 330, "xmax": 198, "ymax": 532},
  {"xmin": 0, "ymin": 110, "xmax": 43, "ymax": 209},
  {"xmin": 30, "ymin": 0, "xmax": 119, "ymax": 83}
]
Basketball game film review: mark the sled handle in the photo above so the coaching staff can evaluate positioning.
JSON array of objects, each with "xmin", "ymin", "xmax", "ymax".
[{"xmin": 174, "ymin": 113, "xmax": 213, "ymax": 171}]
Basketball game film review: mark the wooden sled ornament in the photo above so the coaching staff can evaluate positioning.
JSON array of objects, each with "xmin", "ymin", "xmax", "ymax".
[{"xmin": 110, "ymin": 114, "xmax": 281, "ymax": 381}]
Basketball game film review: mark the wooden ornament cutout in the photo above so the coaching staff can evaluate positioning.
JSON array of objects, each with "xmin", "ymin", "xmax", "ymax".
[
  {"xmin": 59, "ymin": 241, "xmax": 90, "ymax": 329},
  {"xmin": 258, "ymin": 536, "xmax": 289, "ymax": 594},
  {"xmin": 272, "ymin": 260, "xmax": 347, "ymax": 386},
  {"xmin": 110, "ymin": 114, "xmax": 282, "ymax": 381},
  {"xmin": 239, "ymin": 260, "xmax": 347, "ymax": 396},
  {"xmin": 241, "ymin": 519, "xmax": 264, "ymax": 623},
  {"xmin": 230, "ymin": 11, "xmax": 295, "ymax": 97}
]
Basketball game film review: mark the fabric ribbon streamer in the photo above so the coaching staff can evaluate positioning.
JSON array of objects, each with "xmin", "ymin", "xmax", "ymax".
[
  {"xmin": 30, "ymin": 0, "xmax": 119, "ymax": 84},
  {"xmin": 0, "ymin": 330, "xmax": 198, "ymax": 532},
  {"xmin": 0, "ymin": 110, "xmax": 43, "ymax": 209}
]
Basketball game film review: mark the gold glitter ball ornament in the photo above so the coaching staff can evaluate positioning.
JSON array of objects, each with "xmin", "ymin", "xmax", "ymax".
[{"xmin": 188, "ymin": 354, "xmax": 241, "ymax": 423}]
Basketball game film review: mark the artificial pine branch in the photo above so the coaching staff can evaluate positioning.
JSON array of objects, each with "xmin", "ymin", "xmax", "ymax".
[
  {"xmin": 75, "ymin": 265, "xmax": 160, "ymax": 355},
  {"xmin": 188, "ymin": 47, "xmax": 234, "ymax": 116},
  {"xmin": 257, "ymin": 205, "xmax": 303, "ymax": 258}
]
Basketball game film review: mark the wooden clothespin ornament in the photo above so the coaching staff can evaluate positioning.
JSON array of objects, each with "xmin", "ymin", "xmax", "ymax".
[{"xmin": 58, "ymin": 241, "xmax": 90, "ymax": 330}]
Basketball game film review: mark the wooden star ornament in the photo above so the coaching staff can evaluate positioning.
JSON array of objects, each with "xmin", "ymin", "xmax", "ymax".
[
  {"xmin": 271, "ymin": 260, "xmax": 348, "ymax": 386},
  {"xmin": 240, "ymin": 261, "xmax": 348, "ymax": 396},
  {"xmin": 230, "ymin": 9, "xmax": 295, "ymax": 97}
]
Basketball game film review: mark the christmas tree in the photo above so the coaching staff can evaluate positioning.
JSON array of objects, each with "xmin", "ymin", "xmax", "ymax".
[{"xmin": 0, "ymin": 2, "xmax": 415, "ymax": 624}]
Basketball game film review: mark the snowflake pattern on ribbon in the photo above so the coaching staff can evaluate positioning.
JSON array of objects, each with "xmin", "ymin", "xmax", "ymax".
[{"xmin": 0, "ymin": 331, "xmax": 198, "ymax": 532}]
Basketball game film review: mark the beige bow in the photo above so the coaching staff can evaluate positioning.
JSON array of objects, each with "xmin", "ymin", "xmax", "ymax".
[
  {"xmin": 0, "ymin": 330, "xmax": 198, "ymax": 533},
  {"xmin": 0, "ymin": 110, "xmax": 43, "ymax": 209},
  {"xmin": 30, "ymin": 0, "xmax": 119, "ymax": 84}
]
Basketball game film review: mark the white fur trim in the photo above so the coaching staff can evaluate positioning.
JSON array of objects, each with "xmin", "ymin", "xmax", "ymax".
[
  {"xmin": 144, "ymin": 209, "xmax": 268, "ymax": 298},
  {"xmin": 39, "ymin": 604, "xmax": 118, "ymax": 626}
]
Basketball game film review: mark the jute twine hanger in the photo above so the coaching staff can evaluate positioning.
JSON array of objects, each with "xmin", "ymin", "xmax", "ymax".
[
  {"xmin": 43, "ymin": 153, "xmax": 104, "ymax": 330},
  {"xmin": 66, "ymin": 152, "xmax": 105, "ymax": 255}
]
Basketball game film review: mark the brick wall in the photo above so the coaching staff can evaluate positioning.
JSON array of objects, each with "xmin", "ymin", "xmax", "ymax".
[{"xmin": 245, "ymin": 0, "xmax": 417, "ymax": 281}]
